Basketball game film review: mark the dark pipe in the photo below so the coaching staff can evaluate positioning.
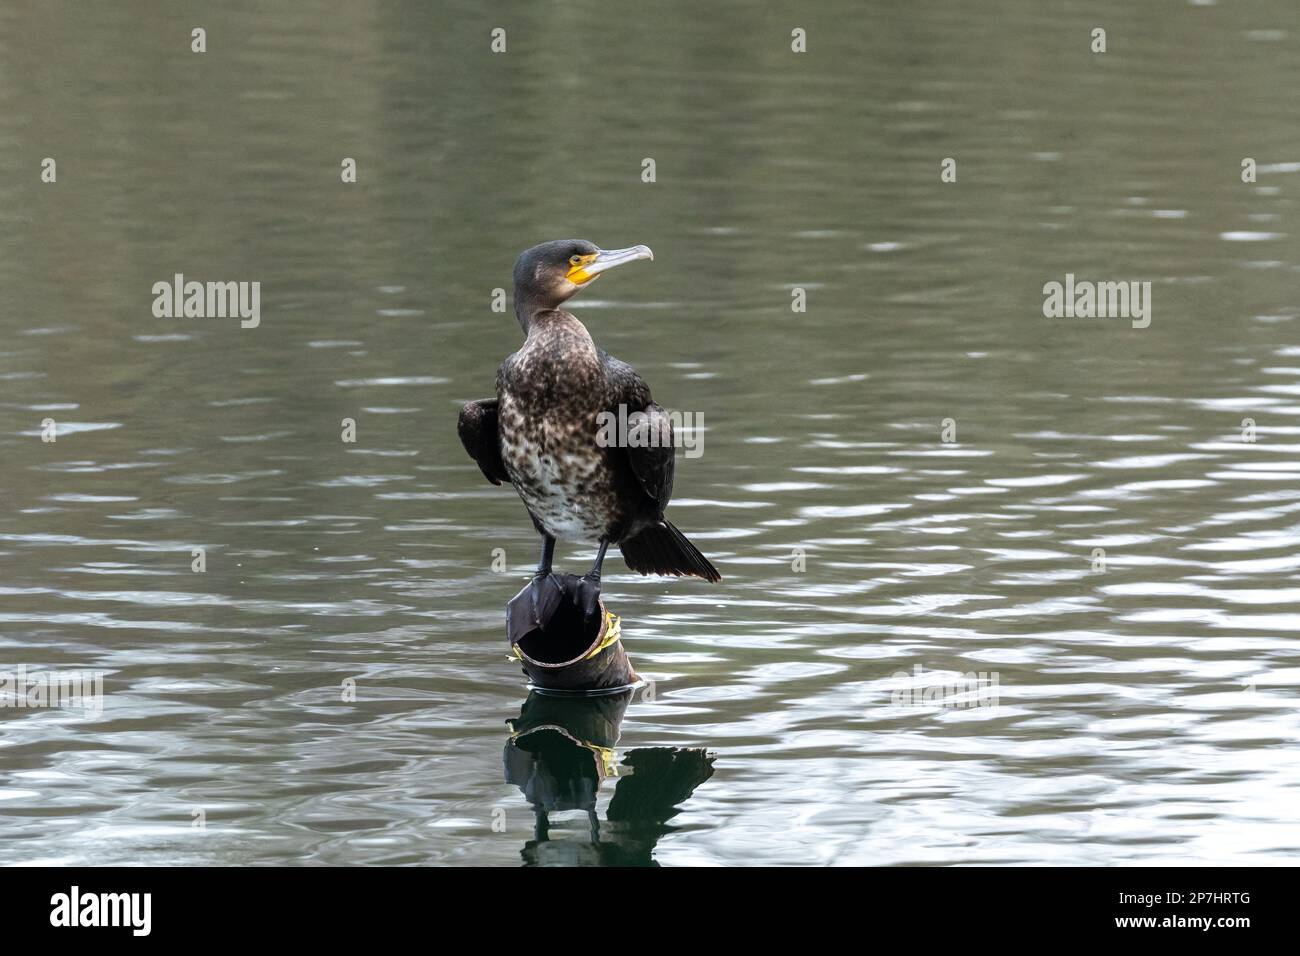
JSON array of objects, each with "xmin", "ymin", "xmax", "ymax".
[{"xmin": 506, "ymin": 573, "xmax": 639, "ymax": 692}]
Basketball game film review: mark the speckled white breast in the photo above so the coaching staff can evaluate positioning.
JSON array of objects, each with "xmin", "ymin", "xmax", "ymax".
[{"xmin": 498, "ymin": 391, "xmax": 616, "ymax": 543}]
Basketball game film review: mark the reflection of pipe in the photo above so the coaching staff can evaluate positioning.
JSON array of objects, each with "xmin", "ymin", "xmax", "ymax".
[
  {"xmin": 503, "ymin": 690, "xmax": 632, "ymax": 812},
  {"xmin": 506, "ymin": 573, "xmax": 638, "ymax": 692},
  {"xmin": 507, "ymin": 686, "xmax": 632, "ymax": 749},
  {"xmin": 503, "ymin": 691, "xmax": 716, "ymax": 866}
]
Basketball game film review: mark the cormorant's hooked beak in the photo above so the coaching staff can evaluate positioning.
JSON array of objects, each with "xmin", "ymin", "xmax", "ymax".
[{"xmin": 567, "ymin": 245, "xmax": 654, "ymax": 286}]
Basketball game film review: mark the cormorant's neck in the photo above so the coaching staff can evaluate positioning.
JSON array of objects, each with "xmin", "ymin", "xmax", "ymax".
[{"xmin": 514, "ymin": 293, "xmax": 568, "ymax": 335}]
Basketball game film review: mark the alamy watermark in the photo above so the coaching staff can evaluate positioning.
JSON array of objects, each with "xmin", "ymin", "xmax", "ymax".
[
  {"xmin": 0, "ymin": 665, "xmax": 104, "ymax": 716},
  {"xmin": 50, "ymin": 886, "xmax": 150, "ymax": 936},
  {"xmin": 151, "ymin": 273, "xmax": 260, "ymax": 328},
  {"xmin": 596, "ymin": 403, "xmax": 704, "ymax": 458},
  {"xmin": 1042, "ymin": 273, "xmax": 1151, "ymax": 329},
  {"xmin": 890, "ymin": 664, "xmax": 1000, "ymax": 708}
]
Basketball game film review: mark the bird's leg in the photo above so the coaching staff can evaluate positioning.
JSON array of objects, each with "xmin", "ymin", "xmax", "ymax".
[
  {"xmin": 534, "ymin": 535, "xmax": 556, "ymax": 578},
  {"xmin": 586, "ymin": 538, "xmax": 609, "ymax": 580},
  {"xmin": 577, "ymin": 538, "xmax": 609, "ymax": 626},
  {"xmin": 527, "ymin": 535, "xmax": 560, "ymax": 628}
]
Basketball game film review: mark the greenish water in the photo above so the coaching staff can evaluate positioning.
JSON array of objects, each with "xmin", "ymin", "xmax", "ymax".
[{"xmin": 2, "ymin": 0, "xmax": 1299, "ymax": 865}]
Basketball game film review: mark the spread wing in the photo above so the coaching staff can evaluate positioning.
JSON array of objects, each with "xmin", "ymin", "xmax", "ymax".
[
  {"xmin": 601, "ymin": 351, "xmax": 675, "ymax": 517},
  {"xmin": 457, "ymin": 398, "xmax": 510, "ymax": 486}
]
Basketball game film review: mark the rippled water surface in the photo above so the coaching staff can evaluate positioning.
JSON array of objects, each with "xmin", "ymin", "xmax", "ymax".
[{"xmin": 3, "ymin": 0, "xmax": 1300, "ymax": 865}]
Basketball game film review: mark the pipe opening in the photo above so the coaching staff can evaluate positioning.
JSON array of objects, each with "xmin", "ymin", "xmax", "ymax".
[{"xmin": 514, "ymin": 597, "xmax": 601, "ymax": 666}]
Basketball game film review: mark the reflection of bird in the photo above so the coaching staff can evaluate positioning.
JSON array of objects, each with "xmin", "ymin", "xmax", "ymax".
[
  {"xmin": 503, "ymin": 690, "xmax": 716, "ymax": 866},
  {"xmin": 459, "ymin": 240, "xmax": 720, "ymax": 625}
]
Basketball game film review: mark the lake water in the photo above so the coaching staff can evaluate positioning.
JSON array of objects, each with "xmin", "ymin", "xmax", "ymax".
[{"xmin": 2, "ymin": 0, "xmax": 1299, "ymax": 865}]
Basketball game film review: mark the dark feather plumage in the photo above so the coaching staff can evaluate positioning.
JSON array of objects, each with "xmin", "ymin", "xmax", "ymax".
[
  {"xmin": 457, "ymin": 398, "xmax": 509, "ymax": 485},
  {"xmin": 457, "ymin": 239, "xmax": 721, "ymax": 583}
]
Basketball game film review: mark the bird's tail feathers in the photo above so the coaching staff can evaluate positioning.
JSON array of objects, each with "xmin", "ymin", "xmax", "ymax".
[{"xmin": 620, "ymin": 521, "xmax": 721, "ymax": 583}]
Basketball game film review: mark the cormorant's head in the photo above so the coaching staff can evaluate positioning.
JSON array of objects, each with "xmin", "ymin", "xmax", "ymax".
[{"xmin": 513, "ymin": 239, "xmax": 654, "ymax": 318}]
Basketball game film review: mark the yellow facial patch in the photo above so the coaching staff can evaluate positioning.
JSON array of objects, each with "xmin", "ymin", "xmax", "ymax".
[{"xmin": 565, "ymin": 253, "xmax": 600, "ymax": 285}]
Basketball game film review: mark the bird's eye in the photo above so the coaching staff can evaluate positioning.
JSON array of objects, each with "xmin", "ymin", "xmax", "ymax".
[{"xmin": 569, "ymin": 255, "xmax": 582, "ymax": 266}]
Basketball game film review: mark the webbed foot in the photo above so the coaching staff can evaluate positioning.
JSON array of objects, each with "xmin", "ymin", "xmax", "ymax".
[
  {"xmin": 575, "ymin": 572, "xmax": 603, "ymax": 631},
  {"xmin": 528, "ymin": 571, "xmax": 562, "ymax": 629}
]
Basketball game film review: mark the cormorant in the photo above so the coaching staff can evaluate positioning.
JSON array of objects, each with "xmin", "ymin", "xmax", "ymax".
[{"xmin": 458, "ymin": 239, "xmax": 721, "ymax": 626}]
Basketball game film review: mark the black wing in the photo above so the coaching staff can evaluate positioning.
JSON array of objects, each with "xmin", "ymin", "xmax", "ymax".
[
  {"xmin": 457, "ymin": 398, "xmax": 510, "ymax": 486},
  {"xmin": 602, "ymin": 351, "xmax": 675, "ymax": 517}
]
